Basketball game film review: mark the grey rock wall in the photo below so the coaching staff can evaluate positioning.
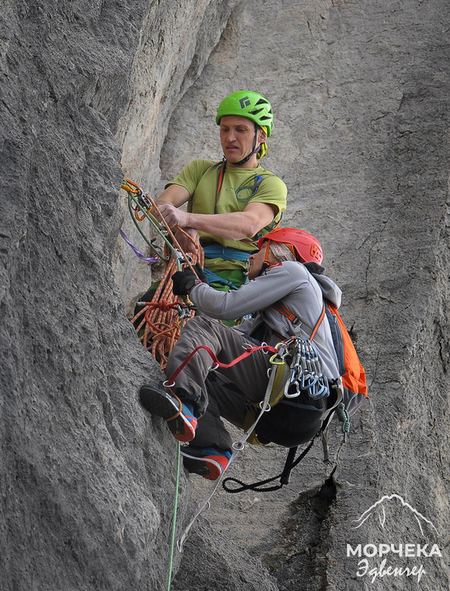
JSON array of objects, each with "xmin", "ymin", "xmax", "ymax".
[
  {"xmin": 0, "ymin": 1, "xmax": 271, "ymax": 591},
  {"xmin": 1, "ymin": 0, "xmax": 449, "ymax": 590}
]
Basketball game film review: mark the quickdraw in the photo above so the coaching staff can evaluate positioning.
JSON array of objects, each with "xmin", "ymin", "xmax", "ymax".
[
  {"xmin": 121, "ymin": 178, "xmax": 202, "ymax": 274},
  {"xmin": 283, "ymin": 338, "xmax": 330, "ymax": 400},
  {"xmin": 122, "ymin": 178, "xmax": 170, "ymax": 262}
]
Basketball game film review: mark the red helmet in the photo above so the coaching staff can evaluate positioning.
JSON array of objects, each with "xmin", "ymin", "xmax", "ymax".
[{"xmin": 258, "ymin": 227, "xmax": 324, "ymax": 264}]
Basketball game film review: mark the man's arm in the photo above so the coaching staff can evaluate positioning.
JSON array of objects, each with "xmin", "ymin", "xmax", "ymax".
[
  {"xmin": 156, "ymin": 184, "xmax": 190, "ymax": 207},
  {"xmin": 157, "ymin": 201, "xmax": 276, "ymax": 240}
]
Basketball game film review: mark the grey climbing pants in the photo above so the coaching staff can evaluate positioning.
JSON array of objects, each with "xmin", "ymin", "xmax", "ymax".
[{"xmin": 165, "ymin": 316, "xmax": 270, "ymax": 450}]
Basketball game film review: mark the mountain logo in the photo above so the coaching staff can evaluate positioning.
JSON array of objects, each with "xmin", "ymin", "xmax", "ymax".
[{"xmin": 352, "ymin": 493, "xmax": 438, "ymax": 536}]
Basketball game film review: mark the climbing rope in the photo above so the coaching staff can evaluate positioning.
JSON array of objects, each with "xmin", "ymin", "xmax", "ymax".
[
  {"xmin": 131, "ymin": 258, "xmax": 194, "ymax": 368},
  {"xmin": 166, "ymin": 441, "xmax": 181, "ymax": 591},
  {"xmin": 121, "ymin": 179, "xmax": 204, "ymax": 369},
  {"xmin": 120, "ymin": 179, "xmax": 204, "ymax": 589}
]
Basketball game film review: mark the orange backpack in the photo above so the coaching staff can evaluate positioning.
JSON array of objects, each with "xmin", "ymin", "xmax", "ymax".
[
  {"xmin": 324, "ymin": 302, "xmax": 368, "ymax": 413},
  {"xmin": 272, "ymin": 298, "xmax": 368, "ymax": 413}
]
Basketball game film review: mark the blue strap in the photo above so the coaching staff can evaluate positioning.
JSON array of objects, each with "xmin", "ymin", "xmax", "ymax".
[
  {"xmin": 203, "ymin": 244, "xmax": 252, "ymax": 262},
  {"xmin": 202, "ymin": 268, "xmax": 239, "ymax": 290}
]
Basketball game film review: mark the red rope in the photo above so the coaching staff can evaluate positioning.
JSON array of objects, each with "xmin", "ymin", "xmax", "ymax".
[{"xmin": 165, "ymin": 343, "xmax": 277, "ymax": 385}]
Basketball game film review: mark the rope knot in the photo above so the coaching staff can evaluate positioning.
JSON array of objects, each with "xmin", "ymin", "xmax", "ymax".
[{"xmin": 147, "ymin": 301, "xmax": 177, "ymax": 312}]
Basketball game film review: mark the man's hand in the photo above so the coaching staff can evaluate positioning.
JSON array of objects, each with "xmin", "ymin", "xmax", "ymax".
[
  {"xmin": 172, "ymin": 265, "xmax": 205, "ymax": 295},
  {"xmin": 158, "ymin": 203, "xmax": 190, "ymax": 228},
  {"xmin": 174, "ymin": 227, "xmax": 199, "ymax": 254}
]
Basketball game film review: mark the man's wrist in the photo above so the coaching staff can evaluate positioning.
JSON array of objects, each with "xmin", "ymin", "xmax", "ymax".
[{"xmin": 185, "ymin": 212, "xmax": 194, "ymax": 228}]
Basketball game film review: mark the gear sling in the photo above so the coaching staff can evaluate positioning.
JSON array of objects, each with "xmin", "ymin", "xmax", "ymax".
[{"xmin": 223, "ymin": 299, "xmax": 368, "ymax": 493}]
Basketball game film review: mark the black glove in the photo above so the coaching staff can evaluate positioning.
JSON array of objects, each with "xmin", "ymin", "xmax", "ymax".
[{"xmin": 172, "ymin": 265, "xmax": 205, "ymax": 296}]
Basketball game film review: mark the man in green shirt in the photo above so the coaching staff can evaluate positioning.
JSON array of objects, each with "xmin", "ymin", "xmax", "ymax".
[{"xmin": 157, "ymin": 90, "xmax": 287, "ymax": 290}]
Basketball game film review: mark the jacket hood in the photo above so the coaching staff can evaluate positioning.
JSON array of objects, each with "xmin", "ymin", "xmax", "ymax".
[{"xmin": 311, "ymin": 272, "xmax": 342, "ymax": 308}]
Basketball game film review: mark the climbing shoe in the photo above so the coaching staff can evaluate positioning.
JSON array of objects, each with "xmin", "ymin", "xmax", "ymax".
[
  {"xmin": 139, "ymin": 385, "xmax": 197, "ymax": 443},
  {"xmin": 181, "ymin": 446, "xmax": 232, "ymax": 481}
]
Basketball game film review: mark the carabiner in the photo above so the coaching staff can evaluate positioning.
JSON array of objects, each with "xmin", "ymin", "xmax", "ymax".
[
  {"xmin": 269, "ymin": 352, "xmax": 286, "ymax": 366},
  {"xmin": 308, "ymin": 381, "xmax": 329, "ymax": 400},
  {"xmin": 284, "ymin": 378, "xmax": 302, "ymax": 398},
  {"xmin": 269, "ymin": 342, "xmax": 289, "ymax": 365}
]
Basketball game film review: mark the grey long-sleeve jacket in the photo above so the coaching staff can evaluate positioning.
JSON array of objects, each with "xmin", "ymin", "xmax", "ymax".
[{"xmin": 190, "ymin": 261, "xmax": 341, "ymax": 379}]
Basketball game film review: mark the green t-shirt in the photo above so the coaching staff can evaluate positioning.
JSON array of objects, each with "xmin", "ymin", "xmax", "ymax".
[
  {"xmin": 167, "ymin": 159, "xmax": 287, "ymax": 288},
  {"xmin": 167, "ymin": 159, "xmax": 287, "ymax": 251}
]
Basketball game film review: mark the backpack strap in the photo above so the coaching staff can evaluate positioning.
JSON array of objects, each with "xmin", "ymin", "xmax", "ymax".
[
  {"xmin": 271, "ymin": 301, "xmax": 326, "ymax": 342},
  {"xmin": 310, "ymin": 304, "xmax": 326, "ymax": 342}
]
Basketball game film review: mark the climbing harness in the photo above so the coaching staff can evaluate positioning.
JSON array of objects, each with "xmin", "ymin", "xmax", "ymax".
[
  {"xmin": 202, "ymin": 243, "xmax": 252, "ymax": 262},
  {"xmin": 201, "ymin": 244, "xmax": 251, "ymax": 290}
]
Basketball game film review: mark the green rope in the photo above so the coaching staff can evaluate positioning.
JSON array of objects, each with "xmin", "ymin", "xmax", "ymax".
[
  {"xmin": 166, "ymin": 257, "xmax": 185, "ymax": 591},
  {"xmin": 124, "ymin": 188, "xmax": 186, "ymax": 587},
  {"xmin": 166, "ymin": 441, "xmax": 182, "ymax": 591},
  {"xmin": 126, "ymin": 195, "xmax": 168, "ymax": 261},
  {"xmin": 337, "ymin": 402, "xmax": 350, "ymax": 434},
  {"xmin": 128, "ymin": 193, "xmax": 177, "ymax": 262}
]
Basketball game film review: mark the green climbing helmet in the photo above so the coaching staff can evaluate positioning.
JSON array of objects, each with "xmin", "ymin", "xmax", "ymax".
[{"xmin": 216, "ymin": 90, "xmax": 274, "ymax": 137}]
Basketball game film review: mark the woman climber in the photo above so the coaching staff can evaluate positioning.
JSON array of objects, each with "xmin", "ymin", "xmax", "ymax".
[{"xmin": 139, "ymin": 227, "xmax": 353, "ymax": 481}]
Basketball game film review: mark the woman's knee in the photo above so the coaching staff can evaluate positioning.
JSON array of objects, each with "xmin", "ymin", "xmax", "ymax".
[{"xmin": 185, "ymin": 316, "xmax": 222, "ymax": 334}]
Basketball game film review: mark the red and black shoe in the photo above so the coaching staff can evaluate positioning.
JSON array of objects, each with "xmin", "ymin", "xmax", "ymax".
[
  {"xmin": 181, "ymin": 446, "xmax": 232, "ymax": 481},
  {"xmin": 139, "ymin": 385, "xmax": 197, "ymax": 443}
]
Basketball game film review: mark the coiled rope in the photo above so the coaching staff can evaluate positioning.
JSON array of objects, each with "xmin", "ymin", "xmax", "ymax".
[{"xmin": 121, "ymin": 179, "xmax": 203, "ymax": 369}]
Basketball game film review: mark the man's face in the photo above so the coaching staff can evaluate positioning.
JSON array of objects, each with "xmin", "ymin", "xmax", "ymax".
[
  {"xmin": 219, "ymin": 116, "xmax": 264, "ymax": 164},
  {"xmin": 248, "ymin": 247, "xmax": 267, "ymax": 280}
]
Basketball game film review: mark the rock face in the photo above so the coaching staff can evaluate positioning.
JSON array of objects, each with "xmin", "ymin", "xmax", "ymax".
[{"xmin": 0, "ymin": 2, "xmax": 448, "ymax": 591}]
